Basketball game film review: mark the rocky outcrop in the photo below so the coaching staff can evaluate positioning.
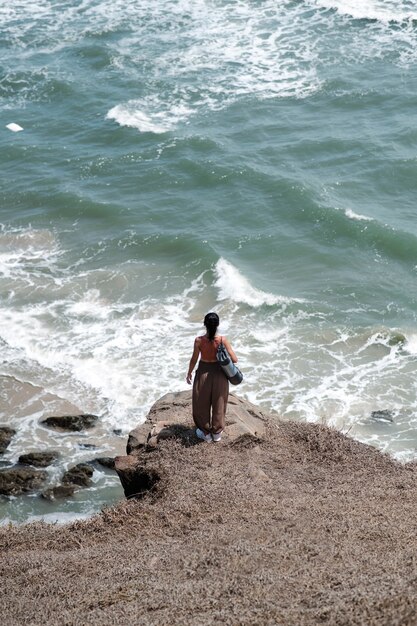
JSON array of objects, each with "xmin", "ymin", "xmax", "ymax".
[
  {"xmin": 91, "ymin": 457, "xmax": 116, "ymax": 470},
  {"xmin": 41, "ymin": 414, "xmax": 98, "ymax": 432},
  {"xmin": 41, "ymin": 463, "xmax": 95, "ymax": 500},
  {"xmin": 41, "ymin": 485, "xmax": 77, "ymax": 501},
  {"xmin": 0, "ymin": 427, "xmax": 16, "ymax": 454},
  {"xmin": 371, "ymin": 409, "xmax": 394, "ymax": 422},
  {"xmin": 62, "ymin": 463, "xmax": 94, "ymax": 487},
  {"xmin": 126, "ymin": 390, "xmax": 267, "ymax": 454},
  {"xmin": 116, "ymin": 390, "xmax": 269, "ymax": 499},
  {"xmin": 2, "ymin": 398, "xmax": 417, "ymax": 626},
  {"xmin": 18, "ymin": 451, "xmax": 60, "ymax": 468},
  {"xmin": 0, "ymin": 466, "xmax": 48, "ymax": 496}
]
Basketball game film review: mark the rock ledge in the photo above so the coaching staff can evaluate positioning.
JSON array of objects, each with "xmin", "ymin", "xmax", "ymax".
[{"xmin": 116, "ymin": 390, "xmax": 271, "ymax": 498}]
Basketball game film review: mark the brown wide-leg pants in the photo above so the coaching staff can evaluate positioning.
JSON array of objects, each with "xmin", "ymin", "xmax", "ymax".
[{"xmin": 192, "ymin": 361, "xmax": 229, "ymax": 434}]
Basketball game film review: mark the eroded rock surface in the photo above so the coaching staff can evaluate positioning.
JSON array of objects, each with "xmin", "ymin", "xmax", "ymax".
[
  {"xmin": 117, "ymin": 390, "xmax": 271, "ymax": 498},
  {"xmin": 0, "ymin": 466, "xmax": 48, "ymax": 496},
  {"xmin": 62, "ymin": 463, "xmax": 94, "ymax": 487},
  {"xmin": 126, "ymin": 390, "xmax": 268, "ymax": 454},
  {"xmin": 41, "ymin": 414, "xmax": 98, "ymax": 432},
  {"xmin": 42, "ymin": 463, "xmax": 96, "ymax": 500},
  {"xmin": 0, "ymin": 427, "xmax": 16, "ymax": 454},
  {"xmin": 41, "ymin": 485, "xmax": 77, "ymax": 501},
  {"xmin": 91, "ymin": 457, "xmax": 116, "ymax": 470},
  {"xmin": 18, "ymin": 451, "xmax": 60, "ymax": 468}
]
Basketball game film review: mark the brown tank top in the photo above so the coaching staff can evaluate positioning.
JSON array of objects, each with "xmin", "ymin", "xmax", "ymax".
[{"xmin": 199, "ymin": 335, "xmax": 222, "ymax": 361}]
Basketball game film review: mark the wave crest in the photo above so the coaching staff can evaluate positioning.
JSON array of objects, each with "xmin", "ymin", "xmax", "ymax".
[
  {"xmin": 312, "ymin": 0, "xmax": 417, "ymax": 23},
  {"xmin": 106, "ymin": 98, "xmax": 194, "ymax": 134},
  {"xmin": 214, "ymin": 258, "xmax": 299, "ymax": 307}
]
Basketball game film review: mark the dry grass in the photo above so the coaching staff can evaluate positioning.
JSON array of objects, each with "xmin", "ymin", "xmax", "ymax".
[{"xmin": 1, "ymin": 420, "xmax": 416, "ymax": 626}]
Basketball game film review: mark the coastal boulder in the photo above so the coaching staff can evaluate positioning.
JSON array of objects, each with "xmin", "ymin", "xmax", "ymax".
[
  {"xmin": 41, "ymin": 484, "xmax": 77, "ymax": 501},
  {"xmin": 0, "ymin": 466, "xmax": 48, "ymax": 496},
  {"xmin": 0, "ymin": 427, "xmax": 16, "ymax": 454},
  {"xmin": 125, "ymin": 390, "xmax": 268, "ymax": 455},
  {"xmin": 18, "ymin": 451, "xmax": 60, "ymax": 468},
  {"xmin": 41, "ymin": 414, "xmax": 98, "ymax": 432},
  {"xmin": 371, "ymin": 409, "xmax": 394, "ymax": 423},
  {"xmin": 91, "ymin": 457, "xmax": 116, "ymax": 470},
  {"xmin": 62, "ymin": 463, "xmax": 94, "ymax": 487},
  {"xmin": 41, "ymin": 463, "xmax": 96, "ymax": 501},
  {"xmin": 116, "ymin": 390, "xmax": 269, "ymax": 498}
]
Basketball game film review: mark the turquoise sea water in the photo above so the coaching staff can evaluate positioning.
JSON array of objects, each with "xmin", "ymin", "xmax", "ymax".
[{"xmin": 1, "ymin": 0, "xmax": 417, "ymax": 523}]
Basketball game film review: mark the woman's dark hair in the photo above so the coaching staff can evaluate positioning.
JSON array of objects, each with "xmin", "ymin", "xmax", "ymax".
[{"xmin": 204, "ymin": 312, "xmax": 219, "ymax": 341}]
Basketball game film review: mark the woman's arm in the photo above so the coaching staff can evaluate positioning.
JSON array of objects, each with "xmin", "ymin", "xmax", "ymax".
[
  {"xmin": 186, "ymin": 338, "xmax": 200, "ymax": 384},
  {"xmin": 223, "ymin": 337, "xmax": 238, "ymax": 363}
]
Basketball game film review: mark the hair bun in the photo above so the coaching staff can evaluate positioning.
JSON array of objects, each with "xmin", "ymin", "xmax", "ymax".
[
  {"xmin": 204, "ymin": 312, "xmax": 219, "ymax": 326},
  {"xmin": 204, "ymin": 312, "xmax": 219, "ymax": 341}
]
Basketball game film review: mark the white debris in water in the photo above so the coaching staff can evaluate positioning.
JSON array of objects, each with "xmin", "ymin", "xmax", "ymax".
[{"xmin": 6, "ymin": 123, "xmax": 24, "ymax": 132}]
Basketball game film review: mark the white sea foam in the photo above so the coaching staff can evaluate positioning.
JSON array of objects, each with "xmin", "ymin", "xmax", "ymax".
[
  {"xmin": 106, "ymin": 100, "xmax": 194, "ymax": 135},
  {"xmin": 344, "ymin": 208, "xmax": 373, "ymax": 222},
  {"xmin": 404, "ymin": 333, "xmax": 417, "ymax": 355},
  {"xmin": 214, "ymin": 258, "xmax": 297, "ymax": 308},
  {"xmin": 0, "ymin": 227, "xmax": 63, "ymax": 283},
  {"xmin": 2, "ymin": 0, "xmax": 417, "ymax": 126},
  {"xmin": 0, "ymin": 512, "xmax": 91, "ymax": 527},
  {"xmin": 104, "ymin": 0, "xmax": 322, "ymax": 132},
  {"xmin": 312, "ymin": 0, "xmax": 417, "ymax": 23},
  {"xmin": 2, "ymin": 232, "xmax": 414, "ymax": 462},
  {"xmin": 280, "ymin": 328, "xmax": 416, "ymax": 446},
  {"xmin": 0, "ymin": 227, "xmax": 202, "ymax": 428},
  {"xmin": 1, "ymin": 225, "xmax": 417, "ymax": 525}
]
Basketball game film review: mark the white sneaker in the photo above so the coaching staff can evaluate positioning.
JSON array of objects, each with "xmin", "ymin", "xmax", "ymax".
[
  {"xmin": 196, "ymin": 428, "xmax": 212, "ymax": 442},
  {"xmin": 212, "ymin": 432, "xmax": 222, "ymax": 442}
]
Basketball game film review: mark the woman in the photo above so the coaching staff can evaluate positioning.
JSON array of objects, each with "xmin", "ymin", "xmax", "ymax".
[{"xmin": 186, "ymin": 312, "xmax": 238, "ymax": 442}]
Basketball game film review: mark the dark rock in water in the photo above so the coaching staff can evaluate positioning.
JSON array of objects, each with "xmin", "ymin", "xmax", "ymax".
[
  {"xmin": 41, "ymin": 461, "xmax": 97, "ymax": 499},
  {"xmin": 113, "ymin": 429, "xmax": 123, "ymax": 436},
  {"xmin": 0, "ymin": 427, "xmax": 16, "ymax": 454},
  {"xmin": 41, "ymin": 414, "xmax": 98, "ymax": 431},
  {"xmin": 41, "ymin": 484, "xmax": 76, "ymax": 501},
  {"xmin": 77, "ymin": 443, "xmax": 97, "ymax": 450},
  {"xmin": 62, "ymin": 463, "xmax": 94, "ymax": 487},
  {"xmin": 91, "ymin": 457, "xmax": 116, "ymax": 470},
  {"xmin": 0, "ymin": 466, "xmax": 48, "ymax": 496},
  {"xmin": 18, "ymin": 451, "xmax": 59, "ymax": 468},
  {"xmin": 371, "ymin": 410, "xmax": 395, "ymax": 423},
  {"xmin": 388, "ymin": 332, "xmax": 406, "ymax": 347}
]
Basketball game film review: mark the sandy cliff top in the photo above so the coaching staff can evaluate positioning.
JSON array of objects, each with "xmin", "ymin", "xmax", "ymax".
[{"xmin": 1, "ymin": 392, "xmax": 416, "ymax": 625}]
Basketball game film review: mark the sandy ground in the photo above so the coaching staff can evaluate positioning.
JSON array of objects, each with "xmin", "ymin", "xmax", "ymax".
[{"xmin": 1, "ymin": 420, "xmax": 416, "ymax": 626}]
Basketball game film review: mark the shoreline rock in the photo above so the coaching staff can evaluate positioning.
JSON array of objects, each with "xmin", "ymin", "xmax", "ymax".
[
  {"xmin": 0, "ymin": 466, "xmax": 48, "ymax": 496},
  {"xmin": 41, "ymin": 484, "xmax": 77, "ymax": 501},
  {"xmin": 40, "ymin": 463, "xmax": 96, "ymax": 500},
  {"xmin": 0, "ymin": 426, "xmax": 16, "ymax": 454},
  {"xmin": 62, "ymin": 463, "xmax": 94, "ymax": 487},
  {"xmin": 41, "ymin": 414, "xmax": 99, "ymax": 432},
  {"xmin": 91, "ymin": 457, "xmax": 116, "ymax": 470},
  {"xmin": 18, "ymin": 451, "xmax": 60, "ymax": 468},
  {"xmin": 116, "ymin": 390, "xmax": 269, "ymax": 499},
  {"xmin": 126, "ymin": 390, "xmax": 268, "ymax": 454}
]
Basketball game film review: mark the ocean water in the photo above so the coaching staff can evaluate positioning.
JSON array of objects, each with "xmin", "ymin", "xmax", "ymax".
[{"xmin": 1, "ymin": 0, "xmax": 417, "ymax": 524}]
